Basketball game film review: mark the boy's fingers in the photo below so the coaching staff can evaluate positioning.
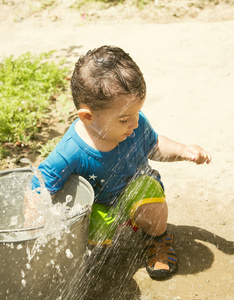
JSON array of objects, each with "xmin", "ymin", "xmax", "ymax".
[
  {"xmin": 202, "ymin": 150, "xmax": 208, "ymax": 163},
  {"xmin": 206, "ymin": 152, "xmax": 212, "ymax": 164},
  {"xmin": 186, "ymin": 146, "xmax": 212, "ymax": 165},
  {"xmin": 191, "ymin": 150, "xmax": 211, "ymax": 165},
  {"xmin": 196, "ymin": 150, "xmax": 211, "ymax": 165},
  {"xmin": 195, "ymin": 154, "xmax": 205, "ymax": 164}
]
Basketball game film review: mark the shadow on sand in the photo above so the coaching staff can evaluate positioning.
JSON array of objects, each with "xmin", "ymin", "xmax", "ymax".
[{"xmin": 78, "ymin": 224, "xmax": 234, "ymax": 300}]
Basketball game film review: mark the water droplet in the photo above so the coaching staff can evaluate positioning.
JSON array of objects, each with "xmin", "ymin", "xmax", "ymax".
[
  {"xmin": 65, "ymin": 195, "xmax": 73, "ymax": 205},
  {"xmin": 65, "ymin": 249, "xmax": 73, "ymax": 259},
  {"xmin": 17, "ymin": 244, "xmax": 23, "ymax": 250},
  {"xmin": 21, "ymin": 279, "xmax": 26, "ymax": 287},
  {"xmin": 10, "ymin": 215, "xmax": 18, "ymax": 226}
]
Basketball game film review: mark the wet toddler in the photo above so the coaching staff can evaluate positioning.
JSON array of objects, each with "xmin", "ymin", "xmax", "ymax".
[{"xmin": 32, "ymin": 45, "xmax": 211, "ymax": 280}]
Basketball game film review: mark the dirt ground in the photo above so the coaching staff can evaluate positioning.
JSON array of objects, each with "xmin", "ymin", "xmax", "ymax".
[{"xmin": 0, "ymin": 1, "xmax": 234, "ymax": 299}]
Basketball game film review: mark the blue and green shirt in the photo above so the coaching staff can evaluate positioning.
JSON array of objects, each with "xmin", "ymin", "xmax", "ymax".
[{"xmin": 32, "ymin": 111, "xmax": 158, "ymax": 205}]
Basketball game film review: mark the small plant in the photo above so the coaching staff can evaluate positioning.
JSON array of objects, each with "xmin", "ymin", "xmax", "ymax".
[
  {"xmin": 0, "ymin": 147, "xmax": 10, "ymax": 160},
  {"xmin": 39, "ymin": 137, "xmax": 61, "ymax": 158},
  {"xmin": 40, "ymin": 0, "xmax": 55, "ymax": 9},
  {"xmin": 72, "ymin": 0, "xmax": 124, "ymax": 9},
  {"xmin": 0, "ymin": 51, "xmax": 69, "ymax": 144},
  {"xmin": 30, "ymin": 141, "xmax": 40, "ymax": 155},
  {"xmin": 72, "ymin": 0, "xmax": 154, "ymax": 12},
  {"xmin": 134, "ymin": 0, "xmax": 153, "ymax": 9}
]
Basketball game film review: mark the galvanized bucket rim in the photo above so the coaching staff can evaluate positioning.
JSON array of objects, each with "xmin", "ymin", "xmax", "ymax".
[{"xmin": 0, "ymin": 167, "xmax": 32, "ymax": 176}]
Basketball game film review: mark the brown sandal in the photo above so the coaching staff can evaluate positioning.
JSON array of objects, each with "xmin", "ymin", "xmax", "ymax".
[{"xmin": 144, "ymin": 232, "xmax": 177, "ymax": 280}]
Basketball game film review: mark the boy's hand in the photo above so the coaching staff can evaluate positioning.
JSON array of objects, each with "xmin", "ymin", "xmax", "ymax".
[
  {"xmin": 24, "ymin": 190, "xmax": 44, "ymax": 227},
  {"xmin": 183, "ymin": 145, "xmax": 212, "ymax": 165}
]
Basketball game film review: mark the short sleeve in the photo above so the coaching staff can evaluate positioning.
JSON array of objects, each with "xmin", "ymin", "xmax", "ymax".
[
  {"xmin": 138, "ymin": 111, "xmax": 158, "ymax": 157},
  {"xmin": 31, "ymin": 150, "xmax": 72, "ymax": 195}
]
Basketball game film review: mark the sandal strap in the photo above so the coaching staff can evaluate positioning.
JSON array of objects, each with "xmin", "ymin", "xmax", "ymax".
[
  {"xmin": 147, "ymin": 244, "xmax": 175, "ymax": 258},
  {"xmin": 145, "ymin": 233, "xmax": 177, "ymax": 270},
  {"xmin": 148, "ymin": 252, "xmax": 177, "ymax": 267},
  {"xmin": 144, "ymin": 234, "xmax": 174, "ymax": 247}
]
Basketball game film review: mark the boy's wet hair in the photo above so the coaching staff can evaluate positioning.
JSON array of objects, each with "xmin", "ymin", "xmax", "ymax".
[{"xmin": 71, "ymin": 45, "xmax": 146, "ymax": 110}]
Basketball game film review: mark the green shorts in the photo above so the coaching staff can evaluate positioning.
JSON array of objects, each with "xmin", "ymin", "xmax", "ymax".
[{"xmin": 88, "ymin": 174, "xmax": 165, "ymax": 247}]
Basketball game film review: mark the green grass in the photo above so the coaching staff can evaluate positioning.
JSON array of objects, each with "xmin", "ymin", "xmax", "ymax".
[
  {"xmin": 72, "ymin": 0, "xmax": 153, "ymax": 10},
  {"xmin": 0, "ymin": 147, "xmax": 10, "ymax": 159},
  {"xmin": 0, "ymin": 51, "xmax": 69, "ymax": 145},
  {"xmin": 39, "ymin": 136, "xmax": 61, "ymax": 158}
]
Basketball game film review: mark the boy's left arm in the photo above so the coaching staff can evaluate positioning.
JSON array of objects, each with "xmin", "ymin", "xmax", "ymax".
[{"xmin": 149, "ymin": 135, "xmax": 212, "ymax": 164}]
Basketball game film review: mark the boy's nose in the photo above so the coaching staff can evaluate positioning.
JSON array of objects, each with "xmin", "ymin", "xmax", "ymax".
[{"xmin": 130, "ymin": 114, "xmax": 139, "ymax": 130}]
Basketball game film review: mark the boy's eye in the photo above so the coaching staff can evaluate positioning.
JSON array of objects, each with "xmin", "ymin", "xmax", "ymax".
[{"xmin": 120, "ymin": 120, "xmax": 128, "ymax": 124}]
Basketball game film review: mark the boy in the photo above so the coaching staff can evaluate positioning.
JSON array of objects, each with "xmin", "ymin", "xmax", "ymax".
[{"xmin": 32, "ymin": 45, "xmax": 211, "ymax": 280}]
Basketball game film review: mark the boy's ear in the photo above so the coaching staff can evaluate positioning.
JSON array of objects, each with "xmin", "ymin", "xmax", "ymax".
[{"xmin": 77, "ymin": 108, "xmax": 93, "ymax": 124}]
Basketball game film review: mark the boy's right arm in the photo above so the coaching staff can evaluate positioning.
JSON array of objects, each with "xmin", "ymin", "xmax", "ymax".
[{"xmin": 149, "ymin": 135, "xmax": 212, "ymax": 165}]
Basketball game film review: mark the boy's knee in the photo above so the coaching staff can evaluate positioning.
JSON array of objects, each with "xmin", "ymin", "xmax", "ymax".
[
  {"xmin": 134, "ymin": 201, "xmax": 168, "ymax": 221},
  {"xmin": 133, "ymin": 201, "xmax": 168, "ymax": 236}
]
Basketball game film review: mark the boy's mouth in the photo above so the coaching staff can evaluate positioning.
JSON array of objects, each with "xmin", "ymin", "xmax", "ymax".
[
  {"xmin": 125, "ymin": 131, "xmax": 135, "ymax": 138},
  {"xmin": 125, "ymin": 132, "xmax": 132, "ymax": 136}
]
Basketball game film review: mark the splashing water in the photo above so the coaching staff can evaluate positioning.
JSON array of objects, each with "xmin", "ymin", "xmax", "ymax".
[
  {"xmin": 20, "ymin": 158, "xmax": 85, "ymax": 263},
  {"xmin": 1, "ymin": 159, "xmax": 94, "ymax": 299}
]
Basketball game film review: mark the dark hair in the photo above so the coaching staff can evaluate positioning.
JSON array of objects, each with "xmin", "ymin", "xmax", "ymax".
[{"xmin": 70, "ymin": 45, "xmax": 146, "ymax": 110}]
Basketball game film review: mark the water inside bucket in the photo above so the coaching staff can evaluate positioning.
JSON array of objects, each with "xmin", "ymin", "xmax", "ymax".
[
  {"xmin": 0, "ymin": 168, "xmax": 94, "ymax": 243},
  {"xmin": 0, "ymin": 170, "xmax": 33, "ymax": 230},
  {"xmin": 0, "ymin": 170, "xmax": 42, "ymax": 242}
]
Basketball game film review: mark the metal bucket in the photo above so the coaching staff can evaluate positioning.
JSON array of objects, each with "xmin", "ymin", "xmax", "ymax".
[{"xmin": 0, "ymin": 168, "xmax": 94, "ymax": 300}]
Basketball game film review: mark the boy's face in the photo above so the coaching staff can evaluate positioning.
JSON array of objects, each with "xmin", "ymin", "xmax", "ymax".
[{"xmin": 91, "ymin": 95, "xmax": 145, "ymax": 145}]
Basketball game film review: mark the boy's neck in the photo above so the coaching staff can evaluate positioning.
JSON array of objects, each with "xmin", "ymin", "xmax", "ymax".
[{"xmin": 75, "ymin": 120, "xmax": 119, "ymax": 152}]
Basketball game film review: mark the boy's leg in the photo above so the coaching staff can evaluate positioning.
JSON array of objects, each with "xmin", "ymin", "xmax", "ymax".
[
  {"xmin": 87, "ymin": 173, "xmax": 165, "ymax": 246},
  {"xmin": 133, "ymin": 201, "xmax": 168, "ymax": 236},
  {"xmin": 88, "ymin": 203, "xmax": 120, "ymax": 247},
  {"xmin": 118, "ymin": 175, "xmax": 177, "ymax": 280},
  {"xmin": 86, "ymin": 204, "xmax": 120, "ymax": 274},
  {"xmin": 87, "ymin": 174, "xmax": 177, "ymax": 280}
]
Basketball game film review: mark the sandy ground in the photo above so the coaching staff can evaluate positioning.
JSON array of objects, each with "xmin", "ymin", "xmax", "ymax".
[{"xmin": 0, "ymin": 1, "xmax": 234, "ymax": 299}]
